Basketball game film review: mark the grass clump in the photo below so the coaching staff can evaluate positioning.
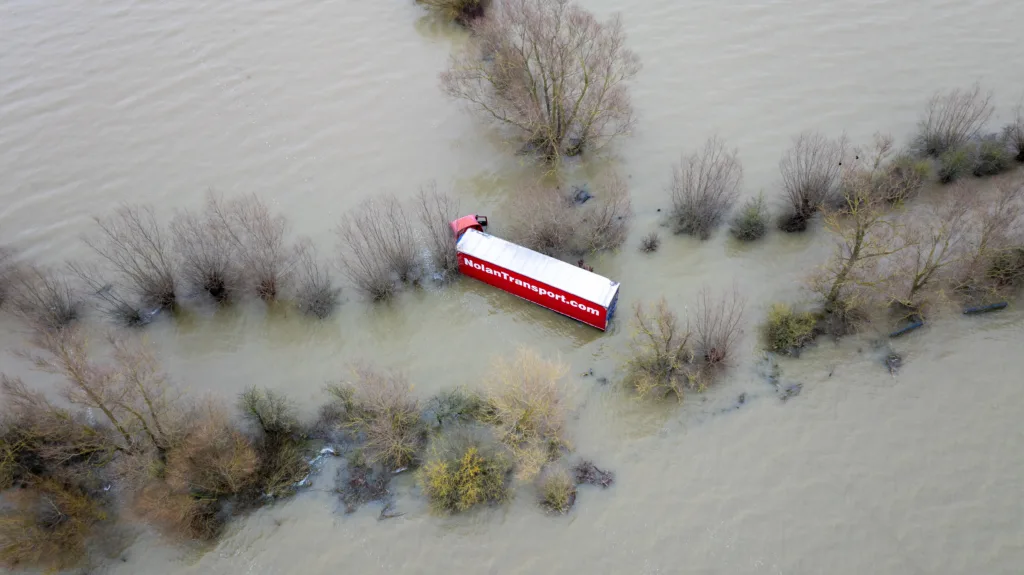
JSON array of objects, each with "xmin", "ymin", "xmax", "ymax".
[
  {"xmin": 729, "ymin": 194, "xmax": 769, "ymax": 241},
  {"xmin": 762, "ymin": 304, "xmax": 817, "ymax": 353},
  {"xmin": 537, "ymin": 467, "xmax": 576, "ymax": 514},
  {"xmin": 937, "ymin": 146, "xmax": 973, "ymax": 184},
  {"xmin": 972, "ymin": 139, "xmax": 1013, "ymax": 177},
  {"xmin": 482, "ymin": 348, "xmax": 570, "ymax": 480},
  {"xmin": 418, "ymin": 430, "xmax": 510, "ymax": 514},
  {"xmin": 417, "ymin": 0, "xmax": 489, "ymax": 25},
  {"xmin": 640, "ymin": 231, "xmax": 661, "ymax": 253}
]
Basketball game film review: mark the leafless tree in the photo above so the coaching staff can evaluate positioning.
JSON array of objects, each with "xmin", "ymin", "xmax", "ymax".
[
  {"xmin": 0, "ymin": 246, "xmax": 15, "ymax": 308},
  {"xmin": 417, "ymin": 0, "xmax": 490, "ymax": 24},
  {"xmin": 1004, "ymin": 98, "xmax": 1024, "ymax": 162},
  {"xmin": 887, "ymin": 195, "xmax": 971, "ymax": 310},
  {"xmin": 293, "ymin": 239, "xmax": 339, "ymax": 318},
  {"xmin": 640, "ymin": 231, "xmax": 661, "ymax": 253},
  {"xmin": 622, "ymin": 298, "xmax": 698, "ymax": 400},
  {"xmin": 692, "ymin": 286, "xmax": 745, "ymax": 366},
  {"xmin": 778, "ymin": 131, "xmax": 848, "ymax": 232},
  {"xmin": 171, "ymin": 202, "xmax": 240, "ymax": 304},
  {"xmin": 415, "ymin": 182, "xmax": 461, "ymax": 281},
  {"xmin": 914, "ymin": 83, "xmax": 994, "ymax": 157},
  {"xmin": 83, "ymin": 205, "xmax": 177, "ymax": 310},
  {"xmin": 442, "ymin": 0, "xmax": 641, "ymax": 161},
  {"xmin": 6, "ymin": 265, "xmax": 81, "ymax": 332},
  {"xmin": 954, "ymin": 180, "xmax": 1024, "ymax": 295},
  {"xmin": 508, "ymin": 186, "xmax": 576, "ymax": 256},
  {"xmin": 669, "ymin": 136, "xmax": 742, "ymax": 239},
  {"xmin": 66, "ymin": 260, "xmax": 149, "ymax": 326},
  {"xmin": 336, "ymin": 196, "xmax": 419, "ymax": 301},
  {"xmin": 574, "ymin": 174, "xmax": 633, "ymax": 252},
  {"xmin": 206, "ymin": 194, "xmax": 297, "ymax": 302}
]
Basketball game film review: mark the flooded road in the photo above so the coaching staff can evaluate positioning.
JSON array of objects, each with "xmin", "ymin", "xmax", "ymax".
[{"xmin": 1, "ymin": 0, "xmax": 1023, "ymax": 573}]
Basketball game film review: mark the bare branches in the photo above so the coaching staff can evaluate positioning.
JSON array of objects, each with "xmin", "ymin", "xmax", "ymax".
[
  {"xmin": 692, "ymin": 286, "xmax": 745, "ymax": 366},
  {"xmin": 915, "ymin": 83, "xmax": 994, "ymax": 157},
  {"xmin": 954, "ymin": 180, "xmax": 1024, "ymax": 297},
  {"xmin": 442, "ymin": 0, "xmax": 641, "ymax": 160},
  {"xmin": 84, "ymin": 204, "xmax": 177, "ymax": 310},
  {"xmin": 336, "ymin": 196, "xmax": 419, "ymax": 302},
  {"xmin": 0, "ymin": 247, "xmax": 15, "ymax": 308},
  {"xmin": 1004, "ymin": 98, "xmax": 1024, "ymax": 162},
  {"xmin": 888, "ymin": 195, "xmax": 971, "ymax": 309},
  {"xmin": 508, "ymin": 187, "xmax": 577, "ymax": 256},
  {"xmin": 416, "ymin": 183, "xmax": 461, "ymax": 281},
  {"xmin": 778, "ymin": 131, "xmax": 847, "ymax": 232},
  {"xmin": 622, "ymin": 299, "xmax": 696, "ymax": 400},
  {"xmin": 669, "ymin": 136, "xmax": 742, "ymax": 240},
  {"xmin": 417, "ymin": 0, "xmax": 489, "ymax": 24},
  {"xmin": 171, "ymin": 202, "xmax": 240, "ymax": 304},
  {"xmin": 6, "ymin": 265, "xmax": 81, "ymax": 332},
  {"xmin": 293, "ymin": 239, "xmax": 340, "ymax": 318},
  {"xmin": 574, "ymin": 174, "xmax": 633, "ymax": 252}
]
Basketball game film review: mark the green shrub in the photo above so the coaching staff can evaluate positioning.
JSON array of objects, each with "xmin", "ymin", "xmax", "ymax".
[
  {"xmin": 417, "ymin": 431, "xmax": 511, "ymax": 514},
  {"xmin": 729, "ymin": 194, "xmax": 769, "ymax": 241},
  {"xmin": 762, "ymin": 304, "xmax": 817, "ymax": 353},
  {"xmin": 874, "ymin": 154, "xmax": 930, "ymax": 203},
  {"xmin": 972, "ymin": 140, "xmax": 1013, "ymax": 177},
  {"xmin": 424, "ymin": 388, "xmax": 487, "ymax": 429},
  {"xmin": 537, "ymin": 467, "xmax": 576, "ymax": 514},
  {"xmin": 937, "ymin": 146, "xmax": 973, "ymax": 184}
]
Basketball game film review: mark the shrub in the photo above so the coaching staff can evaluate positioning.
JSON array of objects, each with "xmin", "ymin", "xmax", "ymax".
[
  {"xmin": 483, "ymin": 348, "xmax": 569, "ymax": 480},
  {"xmin": 293, "ymin": 239, "xmax": 340, "ymax": 319},
  {"xmin": 84, "ymin": 204, "xmax": 177, "ymax": 310},
  {"xmin": 972, "ymin": 139, "xmax": 1013, "ymax": 177},
  {"xmin": 874, "ymin": 153, "xmax": 930, "ymax": 204},
  {"xmin": 418, "ymin": 430, "xmax": 511, "ymax": 514},
  {"xmin": 572, "ymin": 460, "xmax": 615, "ymax": 488},
  {"xmin": 335, "ymin": 456, "xmax": 391, "ymax": 513},
  {"xmin": 669, "ymin": 136, "xmax": 742, "ymax": 240},
  {"xmin": 622, "ymin": 299, "xmax": 702, "ymax": 400},
  {"xmin": 165, "ymin": 406, "xmax": 258, "ymax": 499},
  {"xmin": 442, "ymin": 0, "xmax": 640, "ymax": 161},
  {"xmin": 6, "ymin": 265, "xmax": 80, "ymax": 331},
  {"xmin": 954, "ymin": 182, "xmax": 1023, "ymax": 297},
  {"xmin": 417, "ymin": 0, "xmax": 489, "ymax": 25},
  {"xmin": 0, "ymin": 247, "xmax": 13, "ymax": 307},
  {"xmin": 324, "ymin": 368, "xmax": 425, "ymax": 470},
  {"xmin": 914, "ymin": 84, "xmax": 993, "ymax": 157},
  {"xmin": 337, "ymin": 196, "xmax": 419, "ymax": 302},
  {"xmin": 0, "ymin": 479, "xmax": 105, "ymax": 571},
  {"xmin": 537, "ymin": 467, "xmax": 576, "ymax": 514},
  {"xmin": 239, "ymin": 387, "xmax": 299, "ymax": 438},
  {"xmin": 573, "ymin": 174, "xmax": 634, "ymax": 253},
  {"xmin": 238, "ymin": 387, "xmax": 309, "ymax": 498},
  {"xmin": 762, "ymin": 304, "xmax": 817, "ymax": 353},
  {"xmin": 1004, "ymin": 101, "xmax": 1024, "ymax": 162},
  {"xmin": 729, "ymin": 194, "xmax": 769, "ymax": 241},
  {"xmin": 134, "ymin": 481, "xmax": 222, "ymax": 541},
  {"xmin": 416, "ymin": 183, "xmax": 461, "ymax": 281},
  {"xmin": 508, "ymin": 187, "xmax": 576, "ymax": 256},
  {"xmin": 889, "ymin": 195, "xmax": 971, "ymax": 309},
  {"xmin": 424, "ymin": 387, "xmax": 487, "ymax": 429},
  {"xmin": 987, "ymin": 247, "xmax": 1024, "ymax": 287},
  {"xmin": 171, "ymin": 205, "xmax": 240, "ymax": 304},
  {"xmin": 640, "ymin": 231, "xmax": 661, "ymax": 253},
  {"xmin": 692, "ymin": 287, "xmax": 745, "ymax": 368},
  {"xmin": 938, "ymin": 145, "xmax": 973, "ymax": 184},
  {"xmin": 778, "ymin": 131, "xmax": 847, "ymax": 232}
]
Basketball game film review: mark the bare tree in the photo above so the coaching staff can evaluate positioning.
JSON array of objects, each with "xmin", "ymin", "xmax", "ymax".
[
  {"xmin": 574, "ymin": 174, "xmax": 633, "ymax": 252},
  {"xmin": 0, "ymin": 247, "xmax": 15, "ymax": 308},
  {"xmin": 508, "ymin": 186, "xmax": 576, "ymax": 256},
  {"xmin": 171, "ymin": 201, "xmax": 240, "ymax": 304},
  {"xmin": 955, "ymin": 180, "xmax": 1024, "ymax": 295},
  {"xmin": 669, "ymin": 136, "xmax": 742, "ymax": 239},
  {"xmin": 417, "ymin": 0, "xmax": 490, "ymax": 24},
  {"xmin": 692, "ymin": 286, "xmax": 745, "ymax": 366},
  {"xmin": 888, "ymin": 195, "xmax": 970, "ymax": 310},
  {"xmin": 7, "ymin": 265, "xmax": 81, "ymax": 332},
  {"xmin": 415, "ymin": 182, "xmax": 461, "ymax": 281},
  {"xmin": 336, "ymin": 196, "xmax": 419, "ymax": 301},
  {"xmin": 915, "ymin": 83, "xmax": 994, "ymax": 157},
  {"xmin": 442, "ymin": 0, "xmax": 641, "ymax": 161},
  {"xmin": 206, "ymin": 194, "xmax": 297, "ymax": 302},
  {"xmin": 293, "ymin": 239, "xmax": 340, "ymax": 318},
  {"xmin": 84, "ymin": 205, "xmax": 177, "ymax": 310},
  {"xmin": 622, "ymin": 299, "xmax": 697, "ymax": 400},
  {"xmin": 66, "ymin": 260, "xmax": 149, "ymax": 326},
  {"xmin": 778, "ymin": 131, "xmax": 847, "ymax": 232},
  {"xmin": 1004, "ymin": 98, "xmax": 1024, "ymax": 162}
]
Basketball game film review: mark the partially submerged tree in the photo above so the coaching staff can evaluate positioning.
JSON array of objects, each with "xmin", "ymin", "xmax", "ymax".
[
  {"xmin": 669, "ymin": 136, "xmax": 742, "ymax": 240},
  {"xmin": 509, "ymin": 178, "xmax": 632, "ymax": 256},
  {"xmin": 416, "ymin": 183, "xmax": 461, "ymax": 281},
  {"xmin": 442, "ymin": 0, "xmax": 641, "ymax": 161},
  {"xmin": 914, "ymin": 83, "xmax": 994, "ymax": 157},
  {"xmin": 955, "ymin": 181, "xmax": 1024, "ymax": 297},
  {"xmin": 573, "ymin": 174, "xmax": 633, "ymax": 252},
  {"xmin": 1004, "ymin": 99, "xmax": 1024, "ymax": 162},
  {"xmin": 6, "ymin": 265, "xmax": 81, "ymax": 332},
  {"xmin": 887, "ymin": 194, "xmax": 970, "ymax": 310},
  {"xmin": 171, "ymin": 203, "xmax": 240, "ymax": 304},
  {"xmin": 336, "ymin": 196, "xmax": 419, "ymax": 302},
  {"xmin": 0, "ymin": 247, "xmax": 18, "ymax": 308},
  {"xmin": 417, "ymin": 0, "xmax": 490, "ymax": 25},
  {"xmin": 293, "ymin": 239, "xmax": 340, "ymax": 319},
  {"xmin": 730, "ymin": 194, "xmax": 769, "ymax": 241},
  {"xmin": 692, "ymin": 286, "xmax": 745, "ymax": 367},
  {"xmin": 778, "ymin": 131, "xmax": 847, "ymax": 232},
  {"xmin": 622, "ymin": 299, "xmax": 699, "ymax": 400}
]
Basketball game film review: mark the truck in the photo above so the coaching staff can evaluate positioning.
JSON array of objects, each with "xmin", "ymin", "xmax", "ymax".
[{"xmin": 450, "ymin": 214, "xmax": 620, "ymax": 331}]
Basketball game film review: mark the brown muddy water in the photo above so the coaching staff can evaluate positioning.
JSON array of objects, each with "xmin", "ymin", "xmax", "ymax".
[{"xmin": 2, "ymin": 0, "xmax": 1024, "ymax": 573}]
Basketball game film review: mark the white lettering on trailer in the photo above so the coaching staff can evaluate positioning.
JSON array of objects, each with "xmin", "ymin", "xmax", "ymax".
[{"xmin": 464, "ymin": 258, "xmax": 599, "ymax": 316}]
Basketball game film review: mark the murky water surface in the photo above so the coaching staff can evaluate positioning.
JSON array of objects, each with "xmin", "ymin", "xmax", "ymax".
[{"xmin": 2, "ymin": 0, "xmax": 1023, "ymax": 573}]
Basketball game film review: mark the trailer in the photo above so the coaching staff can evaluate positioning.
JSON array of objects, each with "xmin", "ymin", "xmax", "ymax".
[{"xmin": 451, "ymin": 215, "xmax": 620, "ymax": 331}]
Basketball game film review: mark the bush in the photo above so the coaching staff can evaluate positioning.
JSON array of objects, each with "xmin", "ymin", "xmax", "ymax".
[
  {"xmin": 418, "ymin": 430, "xmax": 511, "ymax": 514},
  {"xmin": 1005, "ymin": 101, "xmax": 1024, "ymax": 162},
  {"xmin": 914, "ymin": 84, "xmax": 993, "ymax": 157},
  {"xmin": 239, "ymin": 387, "xmax": 299, "ymax": 438},
  {"xmin": 336, "ymin": 196, "xmax": 419, "ymax": 302},
  {"xmin": 0, "ymin": 479, "xmax": 105, "ymax": 571},
  {"xmin": 640, "ymin": 231, "xmax": 661, "ymax": 253},
  {"xmin": 987, "ymin": 247, "xmax": 1024, "ymax": 287},
  {"xmin": 729, "ymin": 194, "xmax": 769, "ymax": 241},
  {"xmin": 417, "ymin": 0, "xmax": 489, "ymax": 25},
  {"xmin": 622, "ymin": 299, "xmax": 702, "ymax": 400},
  {"xmin": 669, "ymin": 136, "xmax": 742, "ymax": 240},
  {"xmin": 778, "ymin": 131, "xmax": 847, "ymax": 232},
  {"xmin": 874, "ymin": 153, "xmax": 930, "ymax": 204},
  {"xmin": 937, "ymin": 146, "xmax": 973, "ymax": 184},
  {"xmin": 6, "ymin": 265, "xmax": 80, "ymax": 331},
  {"xmin": 537, "ymin": 467, "xmax": 576, "ymax": 514},
  {"xmin": 692, "ymin": 287, "xmax": 745, "ymax": 368},
  {"xmin": 762, "ymin": 304, "xmax": 817, "ymax": 353},
  {"xmin": 133, "ymin": 481, "xmax": 222, "ymax": 541},
  {"xmin": 416, "ymin": 183, "xmax": 461, "ymax": 281},
  {"xmin": 424, "ymin": 387, "xmax": 486, "ymax": 429},
  {"xmin": 293, "ymin": 239, "xmax": 340, "ymax": 318},
  {"xmin": 510, "ymin": 178, "xmax": 633, "ymax": 256},
  {"xmin": 483, "ymin": 348, "xmax": 569, "ymax": 480},
  {"xmin": 972, "ymin": 139, "xmax": 1013, "ymax": 177},
  {"xmin": 84, "ymin": 204, "xmax": 177, "ymax": 310},
  {"xmin": 324, "ymin": 368, "xmax": 425, "ymax": 470},
  {"xmin": 573, "ymin": 175, "xmax": 634, "ymax": 253},
  {"xmin": 171, "ymin": 205, "xmax": 240, "ymax": 304}
]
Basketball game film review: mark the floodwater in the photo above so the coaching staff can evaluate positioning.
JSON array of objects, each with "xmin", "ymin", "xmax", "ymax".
[{"xmin": 2, "ymin": 0, "xmax": 1023, "ymax": 573}]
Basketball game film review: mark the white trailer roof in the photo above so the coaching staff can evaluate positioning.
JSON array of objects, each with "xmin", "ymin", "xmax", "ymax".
[{"xmin": 457, "ymin": 228, "xmax": 619, "ymax": 307}]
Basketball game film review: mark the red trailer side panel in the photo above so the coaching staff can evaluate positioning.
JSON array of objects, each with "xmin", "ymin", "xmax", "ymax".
[{"xmin": 458, "ymin": 252, "xmax": 609, "ymax": 330}]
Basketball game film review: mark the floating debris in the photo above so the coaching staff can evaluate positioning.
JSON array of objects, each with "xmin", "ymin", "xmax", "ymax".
[
  {"xmin": 885, "ymin": 352, "xmax": 903, "ymax": 376},
  {"xmin": 572, "ymin": 460, "xmax": 615, "ymax": 488},
  {"xmin": 889, "ymin": 320, "xmax": 923, "ymax": 338},
  {"xmin": 779, "ymin": 383, "xmax": 802, "ymax": 402},
  {"xmin": 963, "ymin": 302, "xmax": 1008, "ymax": 315},
  {"xmin": 293, "ymin": 447, "xmax": 339, "ymax": 488}
]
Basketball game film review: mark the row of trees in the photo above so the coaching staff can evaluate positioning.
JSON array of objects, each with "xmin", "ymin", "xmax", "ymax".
[{"xmin": 0, "ymin": 331, "xmax": 610, "ymax": 571}]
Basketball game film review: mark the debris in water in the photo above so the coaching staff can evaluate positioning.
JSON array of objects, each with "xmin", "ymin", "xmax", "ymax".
[
  {"xmin": 737, "ymin": 392, "xmax": 746, "ymax": 405},
  {"xmin": 572, "ymin": 460, "xmax": 615, "ymax": 488},
  {"xmin": 885, "ymin": 352, "xmax": 903, "ymax": 376},
  {"xmin": 889, "ymin": 320, "xmax": 924, "ymax": 338},
  {"xmin": 779, "ymin": 383, "xmax": 802, "ymax": 402},
  {"xmin": 572, "ymin": 185, "xmax": 592, "ymax": 204},
  {"xmin": 963, "ymin": 302, "xmax": 1008, "ymax": 315}
]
